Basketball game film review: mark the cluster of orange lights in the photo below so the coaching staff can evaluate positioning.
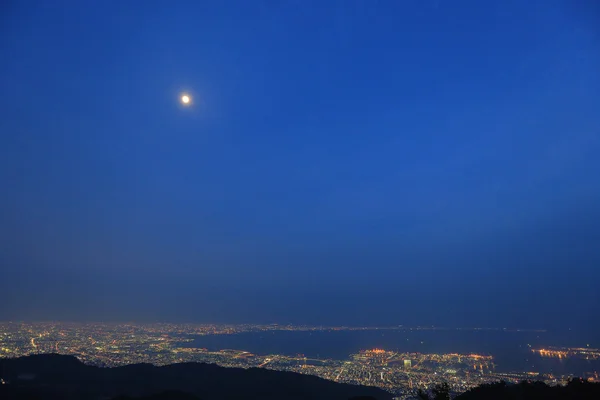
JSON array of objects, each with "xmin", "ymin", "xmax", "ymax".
[
  {"xmin": 532, "ymin": 349, "xmax": 568, "ymax": 359},
  {"xmin": 532, "ymin": 347, "xmax": 600, "ymax": 360},
  {"xmin": 468, "ymin": 354, "xmax": 491, "ymax": 360},
  {"xmin": 365, "ymin": 349, "xmax": 386, "ymax": 354},
  {"xmin": 445, "ymin": 353, "xmax": 491, "ymax": 360}
]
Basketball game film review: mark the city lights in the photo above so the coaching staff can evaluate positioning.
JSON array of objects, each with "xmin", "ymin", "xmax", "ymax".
[{"xmin": 0, "ymin": 322, "xmax": 595, "ymax": 399}]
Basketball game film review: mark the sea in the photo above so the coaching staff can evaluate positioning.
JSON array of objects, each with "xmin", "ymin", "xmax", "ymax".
[{"xmin": 191, "ymin": 329, "xmax": 599, "ymax": 376}]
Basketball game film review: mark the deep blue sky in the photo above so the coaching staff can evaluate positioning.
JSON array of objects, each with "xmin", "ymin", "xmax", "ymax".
[{"xmin": 1, "ymin": 1, "xmax": 599, "ymax": 335}]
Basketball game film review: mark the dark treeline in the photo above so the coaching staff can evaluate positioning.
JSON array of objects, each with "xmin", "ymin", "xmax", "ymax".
[{"xmin": 1, "ymin": 355, "xmax": 600, "ymax": 400}]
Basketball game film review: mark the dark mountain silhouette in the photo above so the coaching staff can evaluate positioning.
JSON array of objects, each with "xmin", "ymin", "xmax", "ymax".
[
  {"xmin": 2, "ymin": 355, "xmax": 599, "ymax": 400},
  {"xmin": 415, "ymin": 379, "xmax": 600, "ymax": 400},
  {"xmin": 0, "ymin": 354, "xmax": 391, "ymax": 400},
  {"xmin": 453, "ymin": 378, "xmax": 600, "ymax": 400}
]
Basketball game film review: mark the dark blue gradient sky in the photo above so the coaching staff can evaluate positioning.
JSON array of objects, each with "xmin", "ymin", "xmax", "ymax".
[{"xmin": 1, "ymin": 1, "xmax": 599, "ymax": 334}]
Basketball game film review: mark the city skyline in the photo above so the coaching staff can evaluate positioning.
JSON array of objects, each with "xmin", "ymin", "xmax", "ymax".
[{"xmin": 2, "ymin": 321, "xmax": 598, "ymax": 399}]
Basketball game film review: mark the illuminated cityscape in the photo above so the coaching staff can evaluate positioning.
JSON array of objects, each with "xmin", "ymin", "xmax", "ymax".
[
  {"xmin": 3, "ymin": 1, "xmax": 600, "ymax": 399},
  {"xmin": 1, "ymin": 322, "xmax": 597, "ymax": 399}
]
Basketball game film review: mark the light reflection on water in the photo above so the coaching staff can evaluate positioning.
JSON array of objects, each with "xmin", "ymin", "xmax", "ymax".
[{"xmin": 191, "ymin": 329, "xmax": 599, "ymax": 376}]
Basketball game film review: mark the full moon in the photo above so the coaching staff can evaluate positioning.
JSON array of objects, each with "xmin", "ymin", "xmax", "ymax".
[{"xmin": 180, "ymin": 94, "xmax": 191, "ymax": 105}]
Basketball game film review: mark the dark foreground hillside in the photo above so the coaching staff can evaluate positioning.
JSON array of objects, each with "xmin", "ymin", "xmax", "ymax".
[
  {"xmin": 2, "ymin": 355, "xmax": 599, "ymax": 400},
  {"xmin": 454, "ymin": 379, "xmax": 600, "ymax": 400},
  {"xmin": 414, "ymin": 379, "xmax": 600, "ymax": 400},
  {"xmin": 0, "ymin": 354, "xmax": 391, "ymax": 400}
]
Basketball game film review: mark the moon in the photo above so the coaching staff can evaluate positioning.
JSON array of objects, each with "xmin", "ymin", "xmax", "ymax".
[{"xmin": 180, "ymin": 94, "xmax": 191, "ymax": 105}]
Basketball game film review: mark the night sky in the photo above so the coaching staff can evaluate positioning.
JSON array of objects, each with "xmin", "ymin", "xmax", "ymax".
[{"xmin": 1, "ymin": 1, "xmax": 599, "ymax": 335}]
